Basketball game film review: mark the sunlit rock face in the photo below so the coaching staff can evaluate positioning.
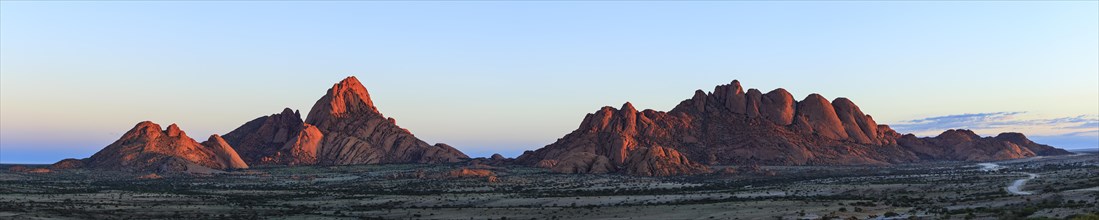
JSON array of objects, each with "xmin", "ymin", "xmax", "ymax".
[
  {"xmin": 518, "ymin": 79, "xmax": 1071, "ymax": 176},
  {"xmin": 80, "ymin": 121, "xmax": 248, "ymax": 172},
  {"xmin": 202, "ymin": 134, "xmax": 250, "ymax": 169}
]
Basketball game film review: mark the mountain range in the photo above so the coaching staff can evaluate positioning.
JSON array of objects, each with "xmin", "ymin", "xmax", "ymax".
[
  {"xmin": 515, "ymin": 80, "xmax": 1070, "ymax": 176},
  {"xmin": 49, "ymin": 77, "xmax": 1070, "ymax": 175}
]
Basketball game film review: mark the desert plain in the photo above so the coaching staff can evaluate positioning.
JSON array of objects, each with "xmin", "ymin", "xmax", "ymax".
[{"xmin": 1, "ymin": 152, "xmax": 1096, "ymax": 220}]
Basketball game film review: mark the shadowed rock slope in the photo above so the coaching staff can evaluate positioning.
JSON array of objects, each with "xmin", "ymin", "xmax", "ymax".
[
  {"xmin": 222, "ymin": 108, "xmax": 323, "ymax": 166},
  {"xmin": 72, "ymin": 121, "xmax": 248, "ymax": 173},
  {"xmin": 897, "ymin": 130, "xmax": 1069, "ymax": 161},
  {"xmin": 517, "ymin": 80, "xmax": 1071, "ymax": 176}
]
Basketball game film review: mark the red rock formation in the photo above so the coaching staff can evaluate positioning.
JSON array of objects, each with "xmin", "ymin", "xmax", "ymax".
[
  {"xmin": 519, "ymin": 79, "xmax": 1068, "ymax": 175},
  {"xmin": 301, "ymin": 76, "xmax": 469, "ymax": 165},
  {"xmin": 445, "ymin": 168, "xmax": 495, "ymax": 178},
  {"xmin": 622, "ymin": 146, "xmax": 710, "ymax": 176},
  {"xmin": 222, "ymin": 108, "xmax": 321, "ymax": 166},
  {"xmin": 201, "ymin": 135, "xmax": 249, "ymax": 169},
  {"xmin": 431, "ymin": 168, "xmax": 500, "ymax": 182},
  {"xmin": 894, "ymin": 129, "xmax": 1059, "ymax": 161},
  {"xmin": 6, "ymin": 166, "xmax": 28, "ymax": 173},
  {"xmin": 831, "ymin": 98, "xmax": 880, "ymax": 145},
  {"xmin": 224, "ymin": 77, "xmax": 468, "ymax": 165},
  {"xmin": 993, "ymin": 132, "xmax": 1071, "ymax": 156},
  {"xmin": 759, "ymin": 88, "xmax": 796, "ymax": 125},
  {"xmin": 49, "ymin": 158, "xmax": 86, "ymax": 170},
  {"xmin": 794, "ymin": 94, "xmax": 848, "ymax": 140},
  {"xmin": 79, "ymin": 121, "xmax": 249, "ymax": 172},
  {"xmin": 517, "ymin": 102, "xmax": 714, "ymax": 176},
  {"xmin": 745, "ymin": 89, "xmax": 763, "ymax": 117}
]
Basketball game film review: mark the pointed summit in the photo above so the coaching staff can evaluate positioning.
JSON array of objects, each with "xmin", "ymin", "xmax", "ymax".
[
  {"xmin": 225, "ymin": 76, "xmax": 469, "ymax": 166},
  {"xmin": 305, "ymin": 76, "xmax": 380, "ymax": 128},
  {"xmin": 280, "ymin": 107, "xmax": 297, "ymax": 117},
  {"xmin": 165, "ymin": 123, "xmax": 186, "ymax": 137},
  {"xmin": 620, "ymin": 102, "xmax": 637, "ymax": 113},
  {"xmin": 130, "ymin": 121, "xmax": 164, "ymax": 139},
  {"xmin": 298, "ymin": 76, "xmax": 469, "ymax": 165}
]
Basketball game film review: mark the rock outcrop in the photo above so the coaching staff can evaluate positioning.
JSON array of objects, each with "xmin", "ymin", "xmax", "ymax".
[
  {"xmin": 992, "ymin": 132, "xmax": 1071, "ymax": 156},
  {"xmin": 622, "ymin": 146, "xmax": 710, "ymax": 177},
  {"xmin": 222, "ymin": 108, "xmax": 322, "ymax": 165},
  {"xmin": 518, "ymin": 80, "xmax": 1071, "ymax": 176},
  {"xmin": 445, "ymin": 168, "xmax": 499, "ymax": 182},
  {"xmin": 202, "ymin": 135, "xmax": 250, "ymax": 169},
  {"xmin": 517, "ymin": 102, "xmax": 714, "ymax": 176},
  {"xmin": 49, "ymin": 158, "xmax": 86, "ymax": 170},
  {"xmin": 224, "ymin": 76, "xmax": 469, "ymax": 166},
  {"xmin": 301, "ymin": 76, "xmax": 468, "ymax": 165},
  {"xmin": 78, "ymin": 121, "xmax": 248, "ymax": 172},
  {"xmin": 894, "ymin": 129, "xmax": 1067, "ymax": 161}
]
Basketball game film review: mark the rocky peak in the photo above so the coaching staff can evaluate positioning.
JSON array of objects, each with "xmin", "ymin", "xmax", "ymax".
[
  {"xmin": 760, "ymin": 88, "xmax": 796, "ymax": 125},
  {"xmin": 831, "ymin": 97, "xmax": 880, "ymax": 145},
  {"xmin": 270, "ymin": 108, "xmax": 306, "ymax": 128},
  {"xmin": 992, "ymin": 132, "xmax": 1069, "ymax": 156},
  {"xmin": 711, "ymin": 80, "xmax": 747, "ymax": 114},
  {"xmin": 131, "ymin": 121, "xmax": 164, "ymax": 139},
  {"xmin": 165, "ymin": 124, "xmax": 186, "ymax": 138},
  {"xmin": 719, "ymin": 80, "xmax": 745, "ymax": 97},
  {"xmin": 305, "ymin": 76, "xmax": 379, "ymax": 124},
  {"xmin": 690, "ymin": 89, "xmax": 707, "ymax": 112},
  {"xmin": 794, "ymin": 94, "xmax": 848, "ymax": 140},
  {"xmin": 85, "ymin": 121, "xmax": 249, "ymax": 172},
  {"xmin": 579, "ymin": 106, "xmax": 619, "ymax": 132},
  {"xmin": 994, "ymin": 132, "xmax": 1032, "ymax": 145},
  {"xmin": 206, "ymin": 134, "xmax": 228, "ymax": 145},
  {"xmin": 221, "ymin": 108, "xmax": 314, "ymax": 165},
  {"xmin": 296, "ymin": 76, "xmax": 469, "ymax": 165},
  {"xmin": 518, "ymin": 79, "xmax": 1068, "ymax": 176},
  {"xmin": 745, "ymin": 88, "xmax": 763, "ymax": 117},
  {"xmin": 937, "ymin": 129, "xmax": 980, "ymax": 141},
  {"xmin": 620, "ymin": 102, "xmax": 638, "ymax": 114},
  {"xmin": 279, "ymin": 107, "xmax": 300, "ymax": 119}
]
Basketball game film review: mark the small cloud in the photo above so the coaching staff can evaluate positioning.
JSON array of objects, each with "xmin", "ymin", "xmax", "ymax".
[
  {"xmin": 1060, "ymin": 129, "xmax": 1099, "ymax": 137},
  {"xmin": 891, "ymin": 112, "xmax": 1099, "ymax": 138}
]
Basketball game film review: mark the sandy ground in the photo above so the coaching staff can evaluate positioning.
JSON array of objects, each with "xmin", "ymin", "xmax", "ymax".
[
  {"xmin": 1, "ymin": 154, "xmax": 1096, "ymax": 219},
  {"xmin": 1006, "ymin": 172, "xmax": 1039, "ymax": 195}
]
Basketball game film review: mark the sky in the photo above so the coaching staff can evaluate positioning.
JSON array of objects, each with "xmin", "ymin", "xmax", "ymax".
[{"xmin": 1, "ymin": 1, "xmax": 1096, "ymax": 164}]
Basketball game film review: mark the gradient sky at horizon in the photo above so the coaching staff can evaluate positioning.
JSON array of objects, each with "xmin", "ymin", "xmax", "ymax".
[{"xmin": 2, "ymin": 1, "xmax": 1097, "ymax": 164}]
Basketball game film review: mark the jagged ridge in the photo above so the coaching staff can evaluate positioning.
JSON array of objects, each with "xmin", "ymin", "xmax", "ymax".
[
  {"xmin": 77, "ymin": 121, "xmax": 248, "ymax": 173},
  {"xmin": 517, "ymin": 80, "xmax": 1071, "ymax": 176}
]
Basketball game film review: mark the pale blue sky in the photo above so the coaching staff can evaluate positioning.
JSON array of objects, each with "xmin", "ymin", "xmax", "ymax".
[{"xmin": 2, "ymin": 1, "xmax": 1097, "ymax": 164}]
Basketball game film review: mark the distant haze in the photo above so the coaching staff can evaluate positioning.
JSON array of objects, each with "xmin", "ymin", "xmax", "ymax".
[{"xmin": 2, "ymin": 1, "xmax": 1096, "ymax": 164}]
